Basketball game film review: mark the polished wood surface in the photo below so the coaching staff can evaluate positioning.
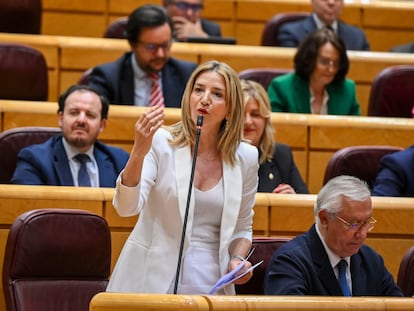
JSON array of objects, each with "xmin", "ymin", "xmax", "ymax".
[
  {"xmin": 90, "ymin": 293, "xmax": 414, "ymax": 310},
  {"xmin": 2, "ymin": 100, "xmax": 413, "ymax": 192},
  {"xmin": 41, "ymin": 0, "xmax": 414, "ymax": 51},
  {"xmin": 1, "ymin": 32, "xmax": 414, "ymax": 116},
  {"xmin": 1, "ymin": 33, "xmax": 414, "ymax": 115},
  {"xmin": 90, "ymin": 293, "xmax": 209, "ymax": 311},
  {"xmin": 0, "ymin": 186, "xmax": 413, "ymax": 301}
]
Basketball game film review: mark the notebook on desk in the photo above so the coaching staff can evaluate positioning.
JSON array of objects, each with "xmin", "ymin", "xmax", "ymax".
[{"xmin": 184, "ymin": 36, "xmax": 237, "ymax": 45}]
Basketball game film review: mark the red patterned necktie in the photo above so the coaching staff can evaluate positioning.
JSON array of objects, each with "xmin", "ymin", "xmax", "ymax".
[{"xmin": 148, "ymin": 72, "xmax": 164, "ymax": 107}]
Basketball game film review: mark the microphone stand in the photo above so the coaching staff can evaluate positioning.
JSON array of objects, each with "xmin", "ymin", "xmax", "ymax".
[{"xmin": 173, "ymin": 115, "xmax": 203, "ymax": 294}]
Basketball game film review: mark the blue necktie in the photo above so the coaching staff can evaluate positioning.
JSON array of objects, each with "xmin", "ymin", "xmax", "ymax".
[
  {"xmin": 337, "ymin": 259, "xmax": 351, "ymax": 296},
  {"xmin": 74, "ymin": 154, "xmax": 91, "ymax": 187}
]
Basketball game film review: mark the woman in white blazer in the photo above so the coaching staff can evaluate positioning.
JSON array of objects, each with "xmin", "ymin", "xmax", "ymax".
[{"xmin": 107, "ymin": 60, "xmax": 259, "ymax": 295}]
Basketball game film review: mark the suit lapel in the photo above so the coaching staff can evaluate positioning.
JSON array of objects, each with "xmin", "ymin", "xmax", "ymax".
[
  {"xmin": 162, "ymin": 63, "xmax": 180, "ymax": 108},
  {"xmin": 292, "ymin": 75, "xmax": 312, "ymax": 113},
  {"xmin": 95, "ymin": 148, "xmax": 113, "ymax": 187},
  {"xmin": 174, "ymin": 146, "xmax": 194, "ymax": 246},
  {"xmin": 52, "ymin": 138, "xmax": 74, "ymax": 186},
  {"xmin": 350, "ymin": 253, "xmax": 364, "ymax": 296},
  {"xmin": 120, "ymin": 53, "xmax": 135, "ymax": 105},
  {"xmin": 219, "ymin": 158, "xmax": 242, "ymax": 262},
  {"xmin": 303, "ymin": 16, "xmax": 317, "ymax": 37},
  {"xmin": 309, "ymin": 226, "xmax": 345, "ymax": 296}
]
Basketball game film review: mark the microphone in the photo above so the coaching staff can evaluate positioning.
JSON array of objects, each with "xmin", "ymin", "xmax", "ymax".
[{"xmin": 173, "ymin": 115, "xmax": 203, "ymax": 294}]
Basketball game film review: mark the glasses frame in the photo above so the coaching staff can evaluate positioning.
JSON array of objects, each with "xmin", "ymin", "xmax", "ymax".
[
  {"xmin": 318, "ymin": 56, "xmax": 340, "ymax": 69},
  {"xmin": 335, "ymin": 215, "xmax": 377, "ymax": 232},
  {"xmin": 138, "ymin": 41, "xmax": 172, "ymax": 53}
]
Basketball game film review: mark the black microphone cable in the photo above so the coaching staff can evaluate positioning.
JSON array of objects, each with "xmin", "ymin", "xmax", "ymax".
[{"xmin": 173, "ymin": 115, "xmax": 203, "ymax": 294}]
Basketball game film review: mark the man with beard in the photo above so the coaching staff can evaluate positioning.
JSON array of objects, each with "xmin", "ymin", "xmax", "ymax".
[
  {"xmin": 264, "ymin": 175, "xmax": 403, "ymax": 296},
  {"xmin": 11, "ymin": 85, "xmax": 129, "ymax": 187},
  {"xmin": 87, "ymin": 4, "xmax": 197, "ymax": 107}
]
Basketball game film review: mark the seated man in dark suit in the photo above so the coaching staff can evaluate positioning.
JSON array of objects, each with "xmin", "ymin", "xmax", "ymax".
[
  {"xmin": 11, "ymin": 85, "xmax": 129, "ymax": 187},
  {"xmin": 264, "ymin": 175, "xmax": 403, "ymax": 296},
  {"xmin": 163, "ymin": 0, "xmax": 221, "ymax": 41},
  {"xmin": 87, "ymin": 5, "xmax": 197, "ymax": 107},
  {"xmin": 372, "ymin": 146, "xmax": 414, "ymax": 197},
  {"xmin": 278, "ymin": 0, "xmax": 370, "ymax": 51}
]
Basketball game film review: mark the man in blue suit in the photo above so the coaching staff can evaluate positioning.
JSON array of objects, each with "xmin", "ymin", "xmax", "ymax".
[
  {"xmin": 264, "ymin": 175, "xmax": 403, "ymax": 296},
  {"xmin": 278, "ymin": 0, "xmax": 370, "ymax": 51},
  {"xmin": 87, "ymin": 5, "xmax": 197, "ymax": 107},
  {"xmin": 163, "ymin": 0, "xmax": 221, "ymax": 41},
  {"xmin": 372, "ymin": 146, "xmax": 414, "ymax": 197},
  {"xmin": 11, "ymin": 85, "xmax": 129, "ymax": 187}
]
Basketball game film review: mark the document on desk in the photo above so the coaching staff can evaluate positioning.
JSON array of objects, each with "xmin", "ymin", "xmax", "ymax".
[{"xmin": 208, "ymin": 249, "xmax": 263, "ymax": 294}]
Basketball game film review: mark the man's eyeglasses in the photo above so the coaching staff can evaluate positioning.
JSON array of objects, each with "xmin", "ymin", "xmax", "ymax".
[
  {"xmin": 318, "ymin": 56, "xmax": 340, "ymax": 69},
  {"xmin": 138, "ymin": 41, "xmax": 172, "ymax": 53},
  {"xmin": 335, "ymin": 215, "xmax": 377, "ymax": 232},
  {"xmin": 172, "ymin": 1, "xmax": 204, "ymax": 12}
]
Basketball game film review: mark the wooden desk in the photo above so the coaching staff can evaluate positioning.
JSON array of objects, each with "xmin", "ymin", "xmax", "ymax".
[
  {"xmin": 3, "ymin": 100, "xmax": 414, "ymax": 192},
  {"xmin": 41, "ymin": 0, "xmax": 108, "ymax": 37},
  {"xmin": 41, "ymin": 0, "xmax": 414, "ymax": 51},
  {"xmin": 0, "ymin": 187, "xmax": 413, "ymax": 309},
  {"xmin": 2, "ymin": 33, "xmax": 414, "ymax": 115},
  {"xmin": 90, "ymin": 293, "xmax": 210, "ymax": 311},
  {"xmin": 90, "ymin": 293, "xmax": 414, "ymax": 310},
  {"xmin": 205, "ymin": 295, "xmax": 414, "ymax": 311}
]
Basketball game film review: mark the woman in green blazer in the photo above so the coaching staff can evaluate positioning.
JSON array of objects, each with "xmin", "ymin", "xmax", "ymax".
[{"xmin": 268, "ymin": 28, "xmax": 360, "ymax": 116}]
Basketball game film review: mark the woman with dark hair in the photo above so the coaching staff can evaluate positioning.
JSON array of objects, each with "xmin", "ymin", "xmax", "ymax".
[{"xmin": 268, "ymin": 28, "xmax": 360, "ymax": 115}]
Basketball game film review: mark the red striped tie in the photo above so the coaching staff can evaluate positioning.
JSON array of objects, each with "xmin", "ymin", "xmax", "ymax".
[{"xmin": 148, "ymin": 72, "xmax": 164, "ymax": 107}]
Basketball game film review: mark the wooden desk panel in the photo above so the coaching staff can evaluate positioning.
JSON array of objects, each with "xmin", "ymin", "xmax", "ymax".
[
  {"xmin": 42, "ymin": 0, "xmax": 107, "ymax": 11},
  {"xmin": 199, "ymin": 45, "xmax": 295, "ymax": 72},
  {"xmin": 1, "ymin": 101, "xmax": 58, "ymax": 130},
  {"xmin": 4, "ymin": 100, "xmax": 414, "ymax": 194},
  {"xmin": 205, "ymin": 296, "xmax": 414, "ymax": 311},
  {"xmin": 90, "ymin": 293, "xmax": 210, "ymax": 311},
  {"xmin": 90, "ymin": 294, "xmax": 414, "ymax": 311},
  {"xmin": 108, "ymin": 0, "xmax": 161, "ymax": 15},
  {"xmin": 3, "ymin": 32, "xmax": 414, "ymax": 110},
  {"xmin": 42, "ymin": 12, "xmax": 107, "ymax": 37},
  {"xmin": 39, "ymin": 0, "xmax": 414, "ymax": 51},
  {"xmin": 0, "ymin": 185, "xmax": 104, "ymax": 224},
  {"xmin": 236, "ymin": 0, "xmax": 311, "ymax": 23},
  {"xmin": 0, "ymin": 187, "xmax": 413, "ymax": 294},
  {"xmin": 42, "ymin": 0, "xmax": 107, "ymax": 37},
  {"xmin": 308, "ymin": 115, "xmax": 414, "ymax": 150},
  {"xmin": 365, "ymin": 29, "xmax": 414, "ymax": 53},
  {"xmin": 59, "ymin": 37, "xmax": 129, "ymax": 70}
]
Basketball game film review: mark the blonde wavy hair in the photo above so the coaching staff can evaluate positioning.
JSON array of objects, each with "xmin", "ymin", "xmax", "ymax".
[
  {"xmin": 240, "ymin": 79, "xmax": 275, "ymax": 164},
  {"xmin": 167, "ymin": 60, "xmax": 244, "ymax": 166}
]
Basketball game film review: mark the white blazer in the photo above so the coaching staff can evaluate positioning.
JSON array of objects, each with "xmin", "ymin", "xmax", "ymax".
[{"xmin": 107, "ymin": 128, "xmax": 258, "ymax": 294}]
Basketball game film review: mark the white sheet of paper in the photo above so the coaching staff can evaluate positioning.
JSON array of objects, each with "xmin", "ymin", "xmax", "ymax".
[{"xmin": 208, "ymin": 248, "xmax": 263, "ymax": 294}]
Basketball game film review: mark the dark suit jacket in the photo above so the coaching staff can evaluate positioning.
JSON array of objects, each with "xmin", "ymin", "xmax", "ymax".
[
  {"xmin": 372, "ymin": 145, "xmax": 414, "ymax": 197},
  {"xmin": 87, "ymin": 52, "xmax": 197, "ymax": 107},
  {"xmin": 278, "ymin": 15, "xmax": 370, "ymax": 51},
  {"xmin": 200, "ymin": 18, "xmax": 222, "ymax": 37},
  {"xmin": 268, "ymin": 72, "xmax": 361, "ymax": 115},
  {"xmin": 264, "ymin": 225, "xmax": 403, "ymax": 296},
  {"xmin": 258, "ymin": 143, "xmax": 309, "ymax": 194},
  {"xmin": 11, "ymin": 135, "xmax": 129, "ymax": 187}
]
